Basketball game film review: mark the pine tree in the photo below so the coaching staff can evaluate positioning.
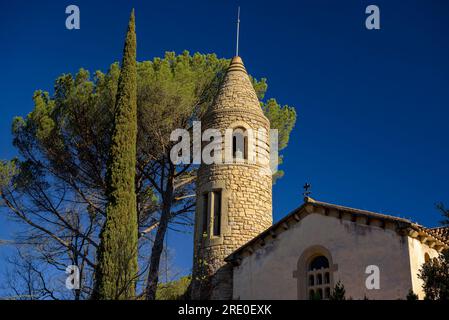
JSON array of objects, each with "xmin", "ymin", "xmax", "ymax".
[{"xmin": 93, "ymin": 9, "xmax": 138, "ymax": 300}]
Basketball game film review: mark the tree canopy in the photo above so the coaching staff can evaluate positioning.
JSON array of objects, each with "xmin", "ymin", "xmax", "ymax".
[{"xmin": 0, "ymin": 50, "xmax": 296, "ymax": 299}]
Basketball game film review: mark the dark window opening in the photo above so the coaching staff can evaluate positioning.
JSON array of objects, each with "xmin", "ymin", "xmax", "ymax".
[
  {"xmin": 202, "ymin": 193, "xmax": 208, "ymax": 235},
  {"xmin": 309, "ymin": 290, "xmax": 315, "ymax": 300},
  {"xmin": 232, "ymin": 128, "xmax": 247, "ymax": 160},
  {"xmin": 325, "ymin": 287, "xmax": 331, "ymax": 299},
  {"xmin": 317, "ymin": 274, "xmax": 322, "ymax": 285},
  {"xmin": 309, "ymin": 256, "xmax": 329, "ymax": 271},
  {"xmin": 309, "ymin": 275, "xmax": 314, "ymax": 286},
  {"xmin": 213, "ymin": 191, "xmax": 222, "ymax": 236}
]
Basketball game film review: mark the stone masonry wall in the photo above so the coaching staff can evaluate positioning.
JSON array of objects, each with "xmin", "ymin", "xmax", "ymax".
[{"xmin": 191, "ymin": 57, "xmax": 273, "ymax": 300}]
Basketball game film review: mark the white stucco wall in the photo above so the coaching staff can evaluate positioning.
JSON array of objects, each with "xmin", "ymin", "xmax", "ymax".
[
  {"xmin": 233, "ymin": 212, "xmax": 416, "ymax": 300},
  {"xmin": 407, "ymin": 237, "xmax": 440, "ymax": 299}
]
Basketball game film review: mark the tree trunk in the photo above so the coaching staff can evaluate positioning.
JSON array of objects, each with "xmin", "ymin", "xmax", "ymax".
[{"xmin": 145, "ymin": 169, "xmax": 174, "ymax": 300}]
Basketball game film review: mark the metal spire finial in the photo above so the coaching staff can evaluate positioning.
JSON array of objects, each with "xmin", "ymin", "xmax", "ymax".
[
  {"xmin": 303, "ymin": 183, "xmax": 312, "ymax": 197},
  {"xmin": 236, "ymin": 6, "xmax": 240, "ymax": 57}
]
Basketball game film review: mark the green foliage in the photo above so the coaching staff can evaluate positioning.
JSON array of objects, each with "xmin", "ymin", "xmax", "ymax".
[
  {"xmin": 0, "ymin": 160, "xmax": 17, "ymax": 191},
  {"xmin": 262, "ymin": 98, "xmax": 296, "ymax": 151},
  {"xmin": 329, "ymin": 281, "xmax": 346, "ymax": 300},
  {"xmin": 10, "ymin": 55, "xmax": 295, "ymax": 193},
  {"xmin": 419, "ymin": 249, "xmax": 449, "ymax": 300},
  {"xmin": 262, "ymin": 98, "xmax": 296, "ymax": 182},
  {"xmin": 156, "ymin": 276, "xmax": 191, "ymax": 300},
  {"xmin": 406, "ymin": 289, "xmax": 418, "ymax": 300},
  {"xmin": 94, "ymin": 10, "xmax": 139, "ymax": 300},
  {"xmin": 310, "ymin": 291, "xmax": 322, "ymax": 300},
  {"xmin": 136, "ymin": 50, "xmax": 230, "ymax": 160},
  {"xmin": 418, "ymin": 205, "xmax": 449, "ymax": 301},
  {"xmin": 0, "ymin": 160, "xmax": 18, "ymax": 206},
  {"xmin": 5, "ymin": 17, "xmax": 296, "ymax": 299}
]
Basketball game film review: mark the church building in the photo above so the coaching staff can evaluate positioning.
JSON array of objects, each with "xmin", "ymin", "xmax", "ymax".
[{"xmin": 190, "ymin": 55, "xmax": 449, "ymax": 300}]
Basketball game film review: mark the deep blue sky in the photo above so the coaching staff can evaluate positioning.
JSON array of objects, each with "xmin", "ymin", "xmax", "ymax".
[{"xmin": 1, "ymin": 0, "xmax": 448, "ymax": 278}]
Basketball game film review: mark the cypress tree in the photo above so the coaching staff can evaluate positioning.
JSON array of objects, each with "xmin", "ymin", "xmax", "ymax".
[{"xmin": 94, "ymin": 9, "xmax": 138, "ymax": 300}]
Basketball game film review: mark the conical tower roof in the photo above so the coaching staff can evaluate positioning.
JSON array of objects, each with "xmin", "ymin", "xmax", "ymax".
[{"xmin": 205, "ymin": 56, "xmax": 266, "ymax": 118}]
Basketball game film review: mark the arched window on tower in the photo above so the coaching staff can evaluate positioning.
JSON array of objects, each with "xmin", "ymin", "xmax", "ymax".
[
  {"xmin": 232, "ymin": 127, "xmax": 248, "ymax": 161},
  {"xmin": 307, "ymin": 255, "xmax": 332, "ymax": 300}
]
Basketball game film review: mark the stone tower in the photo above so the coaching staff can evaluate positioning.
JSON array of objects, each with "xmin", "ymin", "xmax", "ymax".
[{"xmin": 191, "ymin": 56, "xmax": 273, "ymax": 299}]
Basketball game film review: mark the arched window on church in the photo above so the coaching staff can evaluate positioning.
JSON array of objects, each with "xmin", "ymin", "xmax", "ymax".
[
  {"xmin": 307, "ymin": 255, "xmax": 332, "ymax": 300},
  {"xmin": 232, "ymin": 127, "xmax": 248, "ymax": 161}
]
